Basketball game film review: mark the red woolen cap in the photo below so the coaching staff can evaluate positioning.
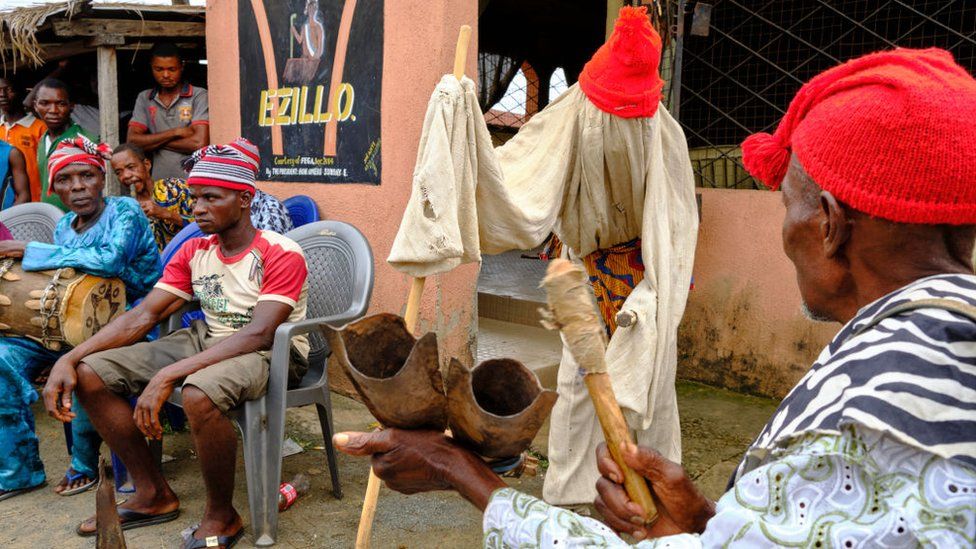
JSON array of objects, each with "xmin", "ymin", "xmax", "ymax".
[
  {"xmin": 578, "ymin": 6, "xmax": 664, "ymax": 119},
  {"xmin": 742, "ymin": 48, "xmax": 976, "ymax": 225}
]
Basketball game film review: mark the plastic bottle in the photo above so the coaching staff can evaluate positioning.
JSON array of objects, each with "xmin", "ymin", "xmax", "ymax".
[{"xmin": 278, "ymin": 474, "xmax": 311, "ymax": 511}]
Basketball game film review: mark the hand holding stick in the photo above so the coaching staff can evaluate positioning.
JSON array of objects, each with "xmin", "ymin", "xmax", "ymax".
[{"xmin": 540, "ymin": 259, "xmax": 658, "ymax": 523}]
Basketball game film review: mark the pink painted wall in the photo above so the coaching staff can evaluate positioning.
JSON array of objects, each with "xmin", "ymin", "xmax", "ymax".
[
  {"xmin": 678, "ymin": 188, "xmax": 838, "ymax": 398},
  {"xmin": 205, "ymin": 0, "xmax": 481, "ymax": 373}
]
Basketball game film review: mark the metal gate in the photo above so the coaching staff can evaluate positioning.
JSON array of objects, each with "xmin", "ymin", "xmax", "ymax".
[{"xmin": 663, "ymin": 0, "xmax": 976, "ymax": 189}]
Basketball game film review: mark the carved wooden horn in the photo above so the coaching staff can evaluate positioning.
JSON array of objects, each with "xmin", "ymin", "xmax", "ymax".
[
  {"xmin": 446, "ymin": 358, "xmax": 558, "ymax": 459},
  {"xmin": 325, "ymin": 313, "xmax": 447, "ymax": 430}
]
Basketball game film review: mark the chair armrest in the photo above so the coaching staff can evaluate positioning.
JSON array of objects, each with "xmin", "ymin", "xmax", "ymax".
[
  {"xmin": 159, "ymin": 300, "xmax": 202, "ymax": 337},
  {"xmin": 266, "ymin": 309, "xmax": 365, "ymax": 401}
]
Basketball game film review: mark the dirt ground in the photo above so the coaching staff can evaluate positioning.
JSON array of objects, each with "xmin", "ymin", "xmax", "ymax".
[{"xmin": 1, "ymin": 381, "xmax": 778, "ymax": 548}]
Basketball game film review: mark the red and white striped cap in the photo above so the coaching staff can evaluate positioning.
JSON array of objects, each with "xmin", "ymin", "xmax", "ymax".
[{"xmin": 183, "ymin": 137, "xmax": 260, "ymax": 192}]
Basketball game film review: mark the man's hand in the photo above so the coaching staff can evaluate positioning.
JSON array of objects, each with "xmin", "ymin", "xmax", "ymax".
[
  {"xmin": 175, "ymin": 126, "xmax": 194, "ymax": 139},
  {"xmin": 595, "ymin": 442, "xmax": 715, "ymax": 541},
  {"xmin": 0, "ymin": 240, "xmax": 28, "ymax": 258},
  {"xmin": 334, "ymin": 429, "xmax": 507, "ymax": 510},
  {"xmin": 133, "ymin": 370, "xmax": 177, "ymax": 440},
  {"xmin": 139, "ymin": 200, "xmax": 166, "ymax": 220},
  {"xmin": 43, "ymin": 356, "xmax": 80, "ymax": 423}
]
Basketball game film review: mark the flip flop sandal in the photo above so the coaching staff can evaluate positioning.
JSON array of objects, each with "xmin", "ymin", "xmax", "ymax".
[
  {"xmin": 58, "ymin": 468, "xmax": 97, "ymax": 497},
  {"xmin": 181, "ymin": 524, "xmax": 245, "ymax": 549},
  {"xmin": 0, "ymin": 481, "xmax": 47, "ymax": 502},
  {"xmin": 76, "ymin": 508, "xmax": 181, "ymax": 537}
]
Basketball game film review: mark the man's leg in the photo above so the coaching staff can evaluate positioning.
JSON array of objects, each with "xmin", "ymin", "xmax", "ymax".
[
  {"xmin": 0, "ymin": 338, "xmax": 56, "ymax": 495},
  {"xmin": 181, "ymin": 386, "xmax": 243, "ymax": 538},
  {"xmin": 74, "ymin": 363, "xmax": 178, "ymax": 532},
  {"xmin": 62, "ymin": 393, "xmax": 101, "ymax": 490}
]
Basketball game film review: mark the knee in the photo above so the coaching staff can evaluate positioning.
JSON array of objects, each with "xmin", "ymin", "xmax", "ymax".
[
  {"xmin": 181, "ymin": 386, "xmax": 219, "ymax": 421},
  {"xmin": 75, "ymin": 363, "xmax": 105, "ymax": 397}
]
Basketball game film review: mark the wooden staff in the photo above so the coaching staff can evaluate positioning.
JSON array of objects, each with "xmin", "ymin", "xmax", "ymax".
[
  {"xmin": 354, "ymin": 25, "xmax": 472, "ymax": 549},
  {"xmin": 96, "ymin": 458, "xmax": 126, "ymax": 549},
  {"xmin": 540, "ymin": 259, "xmax": 658, "ymax": 523}
]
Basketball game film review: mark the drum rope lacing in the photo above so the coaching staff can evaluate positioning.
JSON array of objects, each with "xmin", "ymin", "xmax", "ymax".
[{"xmin": 39, "ymin": 268, "xmax": 67, "ymax": 348}]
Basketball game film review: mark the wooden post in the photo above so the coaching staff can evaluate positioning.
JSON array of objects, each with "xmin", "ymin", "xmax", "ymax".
[
  {"xmin": 96, "ymin": 45, "xmax": 120, "ymax": 196},
  {"xmin": 606, "ymin": 0, "xmax": 626, "ymax": 38}
]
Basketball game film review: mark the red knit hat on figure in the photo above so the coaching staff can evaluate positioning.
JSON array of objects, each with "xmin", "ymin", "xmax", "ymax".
[
  {"xmin": 742, "ymin": 48, "xmax": 976, "ymax": 225},
  {"xmin": 579, "ymin": 6, "xmax": 664, "ymax": 119}
]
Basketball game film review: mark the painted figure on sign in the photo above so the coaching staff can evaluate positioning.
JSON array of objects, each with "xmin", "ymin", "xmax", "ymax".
[{"xmin": 286, "ymin": 0, "xmax": 326, "ymax": 84}]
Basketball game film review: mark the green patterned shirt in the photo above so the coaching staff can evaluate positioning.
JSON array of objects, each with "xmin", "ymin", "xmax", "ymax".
[{"xmin": 483, "ymin": 426, "xmax": 975, "ymax": 547}]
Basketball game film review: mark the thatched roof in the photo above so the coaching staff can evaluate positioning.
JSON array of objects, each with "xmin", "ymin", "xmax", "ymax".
[
  {"xmin": 0, "ymin": 1, "xmax": 82, "ymax": 68},
  {"xmin": 0, "ymin": 0, "xmax": 205, "ymax": 69}
]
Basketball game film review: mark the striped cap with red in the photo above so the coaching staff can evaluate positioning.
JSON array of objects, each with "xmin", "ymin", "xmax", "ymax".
[
  {"xmin": 183, "ymin": 138, "xmax": 259, "ymax": 192},
  {"xmin": 46, "ymin": 136, "xmax": 111, "ymax": 195}
]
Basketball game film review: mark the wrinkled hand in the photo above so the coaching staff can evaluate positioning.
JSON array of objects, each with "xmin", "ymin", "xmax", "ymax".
[
  {"xmin": 0, "ymin": 240, "xmax": 28, "ymax": 258},
  {"xmin": 334, "ymin": 429, "xmax": 506, "ymax": 509},
  {"xmin": 43, "ymin": 356, "xmax": 80, "ymax": 422},
  {"xmin": 595, "ymin": 442, "xmax": 715, "ymax": 541},
  {"xmin": 334, "ymin": 430, "xmax": 459, "ymax": 494},
  {"xmin": 139, "ymin": 200, "xmax": 165, "ymax": 220},
  {"xmin": 133, "ymin": 372, "xmax": 175, "ymax": 440}
]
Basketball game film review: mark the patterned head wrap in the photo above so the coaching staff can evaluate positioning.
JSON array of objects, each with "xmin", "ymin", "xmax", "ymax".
[
  {"xmin": 46, "ymin": 136, "xmax": 112, "ymax": 195},
  {"xmin": 183, "ymin": 137, "xmax": 260, "ymax": 192}
]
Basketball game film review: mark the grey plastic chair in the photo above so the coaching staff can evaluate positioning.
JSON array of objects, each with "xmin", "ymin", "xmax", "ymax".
[
  {"xmin": 163, "ymin": 220, "xmax": 374, "ymax": 546},
  {"xmin": 0, "ymin": 202, "xmax": 64, "ymax": 243}
]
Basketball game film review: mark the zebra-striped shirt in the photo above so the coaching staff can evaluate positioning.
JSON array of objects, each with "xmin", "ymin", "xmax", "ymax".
[{"xmin": 734, "ymin": 273, "xmax": 976, "ymax": 483}]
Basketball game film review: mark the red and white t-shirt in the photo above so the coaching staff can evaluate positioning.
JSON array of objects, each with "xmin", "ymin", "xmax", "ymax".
[{"xmin": 156, "ymin": 230, "xmax": 309, "ymax": 355}]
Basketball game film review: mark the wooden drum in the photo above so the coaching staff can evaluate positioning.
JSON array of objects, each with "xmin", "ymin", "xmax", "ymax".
[{"xmin": 0, "ymin": 259, "xmax": 126, "ymax": 351}]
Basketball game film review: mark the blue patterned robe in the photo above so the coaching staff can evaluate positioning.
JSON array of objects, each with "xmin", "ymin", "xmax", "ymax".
[{"xmin": 0, "ymin": 197, "xmax": 160, "ymax": 490}]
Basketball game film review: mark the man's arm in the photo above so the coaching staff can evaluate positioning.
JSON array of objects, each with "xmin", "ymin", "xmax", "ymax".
[
  {"xmin": 159, "ymin": 123, "xmax": 209, "ymax": 154},
  {"xmin": 132, "ymin": 299, "xmax": 294, "ymax": 439},
  {"xmin": 7, "ymin": 147, "xmax": 30, "ymax": 205},
  {"xmin": 127, "ymin": 123, "xmax": 193, "ymax": 153},
  {"xmin": 42, "ymin": 287, "xmax": 186, "ymax": 422},
  {"xmin": 22, "ymin": 202, "xmax": 145, "ymax": 277}
]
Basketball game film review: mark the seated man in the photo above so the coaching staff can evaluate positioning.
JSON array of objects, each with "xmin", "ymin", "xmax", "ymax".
[
  {"xmin": 332, "ymin": 48, "xmax": 976, "ymax": 546},
  {"xmin": 44, "ymin": 138, "xmax": 309, "ymax": 547},
  {"xmin": 109, "ymin": 143, "xmax": 294, "ymax": 252},
  {"xmin": 0, "ymin": 137, "xmax": 161, "ymax": 500}
]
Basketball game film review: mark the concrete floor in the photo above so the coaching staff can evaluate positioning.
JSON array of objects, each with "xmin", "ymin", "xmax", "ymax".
[{"xmin": 2, "ymin": 318, "xmax": 779, "ymax": 548}]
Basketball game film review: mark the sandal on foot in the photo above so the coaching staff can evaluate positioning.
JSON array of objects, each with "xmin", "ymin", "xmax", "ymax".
[
  {"xmin": 181, "ymin": 524, "xmax": 245, "ymax": 549},
  {"xmin": 57, "ymin": 468, "xmax": 97, "ymax": 496},
  {"xmin": 0, "ymin": 481, "xmax": 47, "ymax": 502},
  {"xmin": 76, "ymin": 508, "xmax": 181, "ymax": 537}
]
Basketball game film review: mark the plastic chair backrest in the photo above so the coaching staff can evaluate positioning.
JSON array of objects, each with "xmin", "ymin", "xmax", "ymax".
[
  {"xmin": 0, "ymin": 202, "xmax": 64, "ymax": 243},
  {"xmin": 285, "ymin": 220, "xmax": 373, "ymax": 380},
  {"xmin": 160, "ymin": 222, "xmax": 206, "ymax": 266},
  {"xmin": 283, "ymin": 195, "xmax": 320, "ymax": 228}
]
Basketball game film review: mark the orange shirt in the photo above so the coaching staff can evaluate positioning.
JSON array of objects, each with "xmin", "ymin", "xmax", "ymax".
[{"xmin": 0, "ymin": 114, "xmax": 47, "ymax": 201}]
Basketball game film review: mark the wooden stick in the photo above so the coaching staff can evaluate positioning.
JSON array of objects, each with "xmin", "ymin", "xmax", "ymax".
[
  {"xmin": 355, "ymin": 24, "xmax": 472, "ymax": 549},
  {"xmin": 96, "ymin": 458, "xmax": 126, "ymax": 549},
  {"xmin": 453, "ymin": 25, "xmax": 472, "ymax": 81},
  {"xmin": 540, "ymin": 259, "xmax": 658, "ymax": 523},
  {"xmin": 354, "ymin": 276, "xmax": 425, "ymax": 548}
]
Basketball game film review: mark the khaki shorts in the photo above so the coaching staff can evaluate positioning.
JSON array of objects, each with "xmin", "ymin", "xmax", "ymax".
[{"xmin": 84, "ymin": 320, "xmax": 309, "ymax": 413}]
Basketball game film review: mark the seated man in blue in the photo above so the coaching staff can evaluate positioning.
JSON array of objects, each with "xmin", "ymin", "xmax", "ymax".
[{"xmin": 0, "ymin": 136, "xmax": 161, "ymax": 500}]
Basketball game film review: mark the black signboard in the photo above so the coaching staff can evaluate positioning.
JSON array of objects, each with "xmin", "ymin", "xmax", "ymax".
[{"xmin": 238, "ymin": 0, "xmax": 383, "ymax": 184}]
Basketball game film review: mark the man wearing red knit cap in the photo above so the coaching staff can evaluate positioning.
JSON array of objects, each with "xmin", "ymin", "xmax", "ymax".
[
  {"xmin": 45, "ymin": 138, "xmax": 310, "ymax": 547},
  {"xmin": 335, "ymin": 48, "xmax": 976, "ymax": 546}
]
